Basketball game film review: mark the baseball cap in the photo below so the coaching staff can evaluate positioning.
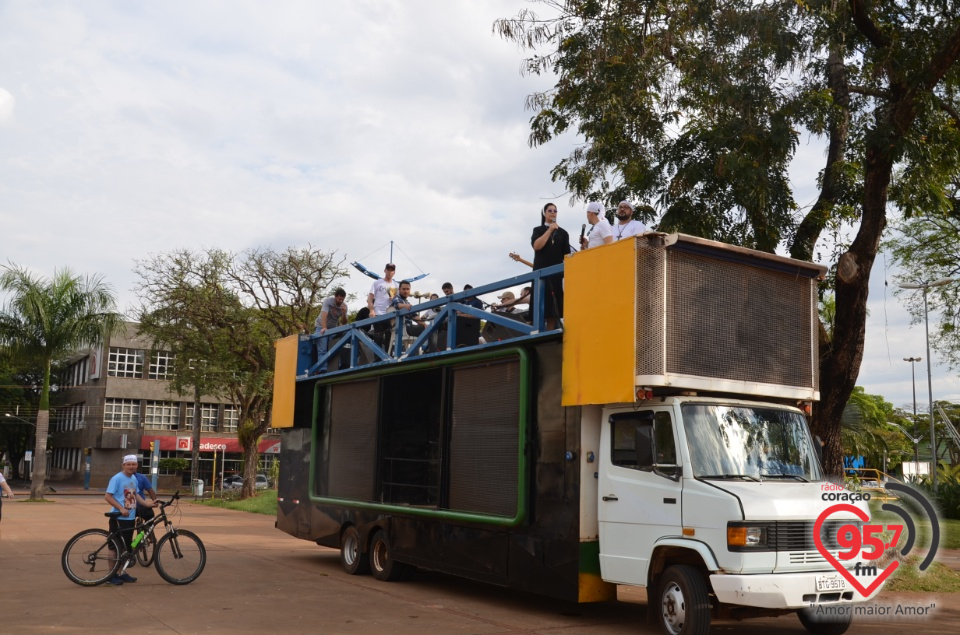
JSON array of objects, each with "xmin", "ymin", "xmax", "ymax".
[
  {"xmin": 498, "ymin": 291, "xmax": 516, "ymax": 301},
  {"xmin": 122, "ymin": 454, "xmax": 139, "ymax": 463},
  {"xmin": 586, "ymin": 201, "xmax": 604, "ymax": 215}
]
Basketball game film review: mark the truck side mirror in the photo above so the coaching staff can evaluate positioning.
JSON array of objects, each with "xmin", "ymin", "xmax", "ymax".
[{"xmin": 634, "ymin": 424, "xmax": 654, "ymax": 469}]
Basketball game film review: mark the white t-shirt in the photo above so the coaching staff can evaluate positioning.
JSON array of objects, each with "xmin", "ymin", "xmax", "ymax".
[
  {"xmin": 586, "ymin": 219, "xmax": 613, "ymax": 248},
  {"xmin": 369, "ymin": 278, "xmax": 398, "ymax": 315},
  {"xmin": 612, "ymin": 219, "xmax": 648, "ymax": 241}
]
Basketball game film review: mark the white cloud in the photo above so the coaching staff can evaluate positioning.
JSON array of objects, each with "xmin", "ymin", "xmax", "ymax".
[{"xmin": 0, "ymin": 87, "xmax": 13, "ymax": 124}]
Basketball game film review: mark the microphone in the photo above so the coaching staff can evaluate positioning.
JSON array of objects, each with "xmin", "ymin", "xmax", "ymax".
[{"xmin": 580, "ymin": 224, "xmax": 586, "ymax": 242}]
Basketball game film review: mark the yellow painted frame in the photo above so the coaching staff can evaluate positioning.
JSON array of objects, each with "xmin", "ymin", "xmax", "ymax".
[
  {"xmin": 271, "ymin": 334, "xmax": 300, "ymax": 428},
  {"xmin": 562, "ymin": 239, "xmax": 638, "ymax": 405}
]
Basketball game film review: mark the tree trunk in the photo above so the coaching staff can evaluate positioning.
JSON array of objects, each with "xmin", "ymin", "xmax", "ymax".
[
  {"xmin": 29, "ymin": 409, "xmax": 49, "ymax": 500},
  {"xmin": 30, "ymin": 359, "xmax": 52, "ymax": 500}
]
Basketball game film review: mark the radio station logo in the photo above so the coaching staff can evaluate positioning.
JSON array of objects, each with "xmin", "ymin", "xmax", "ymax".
[{"xmin": 814, "ymin": 482, "xmax": 940, "ymax": 596}]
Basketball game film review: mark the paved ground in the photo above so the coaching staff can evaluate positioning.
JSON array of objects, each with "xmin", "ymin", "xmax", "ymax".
[{"xmin": 1, "ymin": 483, "xmax": 959, "ymax": 634}]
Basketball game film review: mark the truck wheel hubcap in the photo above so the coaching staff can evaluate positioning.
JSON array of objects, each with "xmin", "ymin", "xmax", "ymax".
[{"xmin": 661, "ymin": 582, "xmax": 686, "ymax": 634}]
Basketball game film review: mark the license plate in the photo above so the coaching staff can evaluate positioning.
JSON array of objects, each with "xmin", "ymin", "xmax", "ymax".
[{"xmin": 816, "ymin": 574, "xmax": 845, "ymax": 592}]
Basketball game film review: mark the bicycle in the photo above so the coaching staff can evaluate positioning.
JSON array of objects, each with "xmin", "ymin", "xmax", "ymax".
[{"xmin": 61, "ymin": 490, "xmax": 206, "ymax": 586}]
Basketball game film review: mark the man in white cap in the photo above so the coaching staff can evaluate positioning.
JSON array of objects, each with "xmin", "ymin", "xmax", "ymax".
[
  {"xmin": 104, "ymin": 454, "xmax": 156, "ymax": 585},
  {"xmin": 581, "ymin": 201, "xmax": 614, "ymax": 250},
  {"xmin": 612, "ymin": 200, "xmax": 649, "ymax": 240}
]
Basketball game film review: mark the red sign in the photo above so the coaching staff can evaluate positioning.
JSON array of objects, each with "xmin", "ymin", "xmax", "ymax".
[{"xmin": 142, "ymin": 435, "xmax": 279, "ymax": 454}]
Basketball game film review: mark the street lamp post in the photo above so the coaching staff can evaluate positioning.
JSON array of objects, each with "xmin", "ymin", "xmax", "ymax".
[
  {"xmin": 898, "ymin": 277, "xmax": 958, "ymax": 494},
  {"xmin": 903, "ymin": 356, "xmax": 922, "ymax": 466}
]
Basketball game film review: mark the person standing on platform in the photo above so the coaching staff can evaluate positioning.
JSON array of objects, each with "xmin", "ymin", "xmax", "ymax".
[
  {"xmin": 581, "ymin": 201, "xmax": 613, "ymax": 250},
  {"xmin": 531, "ymin": 202, "xmax": 572, "ymax": 330}
]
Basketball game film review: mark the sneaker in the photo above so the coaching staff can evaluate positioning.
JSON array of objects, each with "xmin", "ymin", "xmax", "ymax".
[
  {"xmin": 118, "ymin": 573, "xmax": 138, "ymax": 583},
  {"xmin": 107, "ymin": 576, "xmax": 124, "ymax": 586}
]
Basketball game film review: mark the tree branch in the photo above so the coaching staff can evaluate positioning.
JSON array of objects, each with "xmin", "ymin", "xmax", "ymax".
[{"xmin": 848, "ymin": 0, "xmax": 892, "ymax": 48}]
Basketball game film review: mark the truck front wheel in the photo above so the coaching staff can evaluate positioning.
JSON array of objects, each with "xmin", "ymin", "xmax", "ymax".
[
  {"xmin": 797, "ymin": 606, "xmax": 852, "ymax": 635},
  {"xmin": 657, "ymin": 565, "xmax": 711, "ymax": 635},
  {"xmin": 339, "ymin": 525, "xmax": 369, "ymax": 575},
  {"xmin": 369, "ymin": 529, "xmax": 414, "ymax": 582}
]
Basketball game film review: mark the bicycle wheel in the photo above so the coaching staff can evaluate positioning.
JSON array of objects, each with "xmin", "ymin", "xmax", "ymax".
[
  {"xmin": 154, "ymin": 529, "xmax": 206, "ymax": 584},
  {"xmin": 136, "ymin": 529, "xmax": 157, "ymax": 567},
  {"xmin": 61, "ymin": 529, "xmax": 122, "ymax": 586}
]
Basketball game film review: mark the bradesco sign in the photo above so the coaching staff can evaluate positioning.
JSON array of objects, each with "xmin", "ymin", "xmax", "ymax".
[{"xmin": 199, "ymin": 442, "xmax": 228, "ymax": 451}]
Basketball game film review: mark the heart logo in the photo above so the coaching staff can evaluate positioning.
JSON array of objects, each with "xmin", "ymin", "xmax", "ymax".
[{"xmin": 813, "ymin": 503, "xmax": 898, "ymax": 597}]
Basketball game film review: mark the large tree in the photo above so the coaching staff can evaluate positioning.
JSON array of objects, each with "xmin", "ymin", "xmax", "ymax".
[
  {"xmin": 496, "ymin": 0, "xmax": 960, "ymax": 474},
  {"xmin": 0, "ymin": 266, "xmax": 122, "ymax": 499},
  {"xmin": 134, "ymin": 246, "xmax": 348, "ymax": 497}
]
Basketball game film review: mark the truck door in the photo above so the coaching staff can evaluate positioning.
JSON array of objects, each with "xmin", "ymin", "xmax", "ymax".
[{"xmin": 598, "ymin": 409, "xmax": 682, "ymax": 585}]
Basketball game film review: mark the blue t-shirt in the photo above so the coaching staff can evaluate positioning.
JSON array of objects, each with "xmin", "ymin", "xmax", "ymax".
[
  {"xmin": 134, "ymin": 472, "xmax": 154, "ymax": 502},
  {"xmin": 106, "ymin": 472, "xmax": 139, "ymax": 521}
]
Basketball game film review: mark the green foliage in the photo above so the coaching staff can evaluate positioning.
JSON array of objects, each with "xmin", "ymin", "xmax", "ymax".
[
  {"xmin": 916, "ymin": 464, "xmax": 960, "ymax": 520},
  {"xmin": 158, "ymin": 457, "xmax": 189, "ymax": 473}
]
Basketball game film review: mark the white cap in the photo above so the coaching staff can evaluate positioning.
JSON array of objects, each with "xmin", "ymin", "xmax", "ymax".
[
  {"xmin": 586, "ymin": 201, "xmax": 604, "ymax": 215},
  {"xmin": 122, "ymin": 454, "xmax": 139, "ymax": 463}
]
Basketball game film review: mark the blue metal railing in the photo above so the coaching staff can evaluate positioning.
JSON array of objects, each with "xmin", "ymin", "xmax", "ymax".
[{"xmin": 296, "ymin": 263, "xmax": 564, "ymax": 379}]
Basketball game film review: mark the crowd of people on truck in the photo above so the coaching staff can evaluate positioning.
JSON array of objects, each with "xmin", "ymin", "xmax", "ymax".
[{"xmin": 312, "ymin": 201, "xmax": 649, "ymax": 368}]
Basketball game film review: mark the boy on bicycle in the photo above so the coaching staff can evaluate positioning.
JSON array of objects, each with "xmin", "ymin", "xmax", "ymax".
[{"xmin": 104, "ymin": 454, "xmax": 156, "ymax": 585}]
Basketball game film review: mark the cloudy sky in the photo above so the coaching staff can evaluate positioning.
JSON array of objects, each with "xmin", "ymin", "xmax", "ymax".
[{"xmin": 0, "ymin": 1, "xmax": 957, "ymax": 413}]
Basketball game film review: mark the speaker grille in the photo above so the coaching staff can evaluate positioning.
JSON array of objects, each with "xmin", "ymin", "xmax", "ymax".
[
  {"xmin": 663, "ymin": 250, "xmax": 815, "ymax": 388},
  {"xmin": 327, "ymin": 379, "xmax": 378, "ymax": 501},
  {"xmin": 448, "ymin": 359, "xmax": 521, "ymax": 517}
]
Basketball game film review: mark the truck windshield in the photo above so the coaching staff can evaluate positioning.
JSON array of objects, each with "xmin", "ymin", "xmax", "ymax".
[{"xmin": 681, "ymin": 404, "xmax": 823, "ymax": 482}]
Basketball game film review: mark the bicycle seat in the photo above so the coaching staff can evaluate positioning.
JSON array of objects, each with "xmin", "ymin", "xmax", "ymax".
[{"xmin": 105, "ymin": 511, "xmax": 122, "ymax": 518}]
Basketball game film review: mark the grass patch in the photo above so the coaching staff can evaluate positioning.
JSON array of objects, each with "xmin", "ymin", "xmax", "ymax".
[
  {"xmin": 196, "ymin": 489, "xmax": 277, "ymax": 516},
  {"xmin": 885, "ymin": 556, "xmax": 960, "ymax": 593}
]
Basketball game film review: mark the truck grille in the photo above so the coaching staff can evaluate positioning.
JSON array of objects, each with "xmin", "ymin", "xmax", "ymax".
[{"xmin": 766, "ymin": 520, "xmax": 852, "ymax": 551}]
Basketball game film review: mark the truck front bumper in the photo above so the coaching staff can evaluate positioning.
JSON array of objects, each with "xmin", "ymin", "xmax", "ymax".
[{"xmin": 709, "ymin": 572, "xmax": 882, "ymax": 609}]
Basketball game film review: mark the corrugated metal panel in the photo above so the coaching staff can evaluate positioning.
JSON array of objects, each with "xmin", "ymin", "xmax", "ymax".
[
  {"xmin": 448, "ymin": 359, "xmax": 520, "ymax": 517},
  {"xmin": 327, "ymin": 379, "xmax": 378, "ymax": 501}
]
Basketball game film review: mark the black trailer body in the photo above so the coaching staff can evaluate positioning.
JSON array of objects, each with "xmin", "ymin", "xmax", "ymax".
[{"xmin": 276, "ymin": 339, "xmax": 610, "ymax": 602}]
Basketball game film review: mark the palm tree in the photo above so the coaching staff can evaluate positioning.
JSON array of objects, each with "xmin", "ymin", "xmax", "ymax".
[{"xmin": 0, "ymin": 265, "xmax": 122, "ymax": 499}]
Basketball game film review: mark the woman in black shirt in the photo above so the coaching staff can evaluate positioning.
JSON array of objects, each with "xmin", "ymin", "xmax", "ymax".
[{"xmin": 530, "ymin": 202, "xmax": 571, "ymax": 329}]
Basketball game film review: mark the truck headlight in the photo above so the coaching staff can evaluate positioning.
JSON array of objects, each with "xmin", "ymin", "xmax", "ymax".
[{"xmin": 727, "ymin": 523, "xmax": 768, "ymax": 550}]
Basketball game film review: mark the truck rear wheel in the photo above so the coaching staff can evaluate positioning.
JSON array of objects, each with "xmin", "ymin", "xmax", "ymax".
[
  {"xmin": 369, "ymin": 529, "xmax": 414, "ymax": 582},
  {"xmin": 658, "ymin": 565, "xmax": 711, "ymax": 635},
  {"xmin": 339, "ymin": 525, "xmax": 369, "ymax": 575},
  {"xmin": 797, "ymin": 606, "xmax": 852, "ymax": 635}
]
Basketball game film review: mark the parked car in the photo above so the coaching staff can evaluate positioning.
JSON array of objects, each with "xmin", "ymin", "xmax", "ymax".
[
  {"xmin": 222, "ymin": 475, "xmax": 243, "ymax": 490},
  {"xmin": 222, "ymin": 474, "xmax": 269, "ymax": 490}
]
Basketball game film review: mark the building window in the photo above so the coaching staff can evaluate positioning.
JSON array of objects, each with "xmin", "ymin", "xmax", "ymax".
[
  {"xmin": 104, "ymin": 398, "xmax": 140, "ymax": 429},
  {"xmin": 108, "ymin": 347, "xmax": 144, "ymax": 378},
  {"xmin": 185, "ymin": 404, "xmax": 219, "ymax": 432},
  {"xmin": 149, "ymin": 351, "xmax": 175, "ymax": 380},
  {"xmin": 144, "ymin": 401, "xmax": 180, "ymax": 430},
  {"xmin": 223, "ymin": 406, "xmax": 239, "ymax": 433},
  {"xmin": 54, "ymin": 403, "xmax": 85, "ymax": 432}
]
